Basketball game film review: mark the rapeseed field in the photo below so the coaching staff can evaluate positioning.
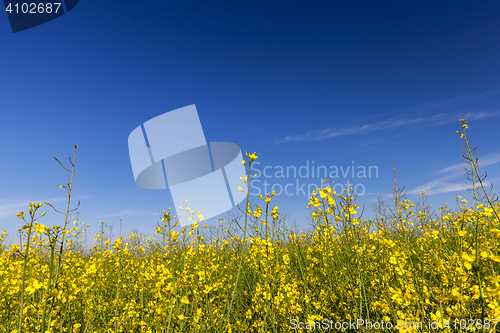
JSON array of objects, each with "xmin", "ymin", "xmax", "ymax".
[{"xmin": 1, "ymin": 119, "xmax": 499, "ymax": 332}]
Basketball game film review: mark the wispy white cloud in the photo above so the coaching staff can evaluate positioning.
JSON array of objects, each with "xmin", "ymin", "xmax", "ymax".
[
  {"xmin": 275, "ymin": 89, "xmax": 500, "ymax": 144},
  {"xmin": 96, "ymin": 210, "xmax": 159, "ymax": 218},
  {"xmin": 407, "ymin": 176, "xmax": 473, "ymax": 196},
  {"xmin": 359, "ymin": 192, "xmax": 390, "ymax": 197},
  {"xmin": 435, "ymin": 152, "xmax": 500, "ymax": 175},
  {"xmin": 407, "ymin": 177, "xmax": 500, "ymax": 197},
  {"xmin": 275, "ymin": 110, "xmax": 500, "ymax": 144},
  {"xmin": 275, "ymin": 116, "xmax": 421, "ymax": 143},
  {"xmin": 0, "ymin": 197, "xmax": 68, "ymax": 219},
  {"xmin": 408, "ymin": 152, "xmax": 500, "ymax": 196},
  {"xmin": 400, "ymin": 90, "xmax": 499, "ymax": 111}
]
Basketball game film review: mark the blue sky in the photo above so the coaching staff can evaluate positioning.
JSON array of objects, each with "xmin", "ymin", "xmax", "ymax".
[{"xmin": 1, "ymin": 1, "xmax": 500, "ymax": 241}]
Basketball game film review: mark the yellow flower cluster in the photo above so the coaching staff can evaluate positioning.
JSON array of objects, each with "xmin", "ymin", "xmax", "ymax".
[
  {"xmin": 2, "ymin": 187, "xmax": 498, "ymax": 332},
  {"xmin": 0, "ymin": 122, "xmax": 498, "ymax": 332}
]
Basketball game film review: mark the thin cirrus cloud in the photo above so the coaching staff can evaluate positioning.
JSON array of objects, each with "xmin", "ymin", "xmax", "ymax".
[
  {"xmin": 274, "ymin": 90, "xmax": 500, "ymax": 144},
  {"xmin": 0, "ymin": 197, "xmax": 67, "ymax": 219},
  {"xmin": 275, "ymin": 111, "xmax": 500, "ymax": 144},
  {"xmin": 434, "ymin": 152, "xmax": 500, "ymax": 175},
  {"xmin": 96, "ymin": 210, "xmax": 159, "ymax": 218},
  {"xmin": 407, "ymin": 176, "xmax": 500, "ymax": 197},
  {"xmin": 407, "ymin": 175, "xmax": 473, "ymax": 196},
  {"xmin": 365, "ymin": 90, "xmax": 498, "ymax": 121},
  {"xmin": 407, "ymin": 152, "xmax": 500, "ymax": 196}
]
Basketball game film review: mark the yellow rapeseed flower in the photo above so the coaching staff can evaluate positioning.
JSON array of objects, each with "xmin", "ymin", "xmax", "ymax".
[{"xmin": 248, "ymin": 152, "xmax": 258, "ymax": 161}]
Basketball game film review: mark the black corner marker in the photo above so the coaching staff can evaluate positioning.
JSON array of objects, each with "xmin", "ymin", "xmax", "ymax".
[
  {"xmin": 3, "ymin": 0, "xmax": 79, "ymax": 33},
  {"xmin": 64, "ymin": 0, "xmax": 78, "ymax": 12}
]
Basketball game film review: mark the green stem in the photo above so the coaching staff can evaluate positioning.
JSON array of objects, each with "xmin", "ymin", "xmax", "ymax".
[{"xmin": 225, "ymin": 161, "xmax": 253, "ymax": 329}]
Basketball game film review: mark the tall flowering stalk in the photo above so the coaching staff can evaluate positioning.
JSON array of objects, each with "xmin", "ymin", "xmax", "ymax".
[
  {"xmin": 41, "ymin": 144, "xmax": 80, "ymax": 331},
  {"xmin": 458, "ymin": 119, "xmax": 500, "ymax": 332},
  {"xmin": 225, "ymin": 152, "xmax": 258, "ymax": 330},
  {"xmin": 15, "ymin": 202, "xmax": 45, "ymax": 333}
]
